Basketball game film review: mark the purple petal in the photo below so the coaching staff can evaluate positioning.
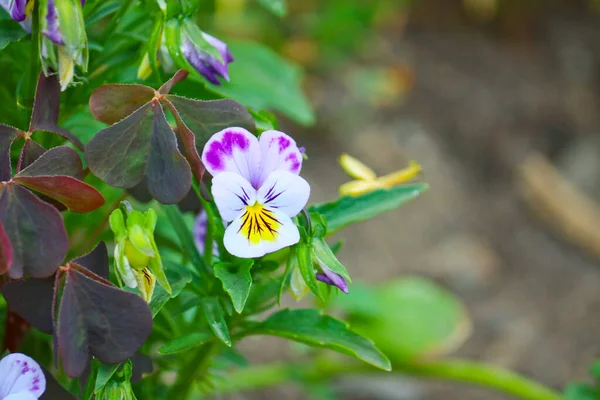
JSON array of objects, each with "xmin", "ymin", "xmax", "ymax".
[
  {"xmin": 256, "ymin": 130, "xmax": 303, "ymax": 187},
  {"xmin": 202, "ymin": 32, "xmax": 234, "ymax": 63},
  {"xmin": 201, "ymin": 127, "xmax": 261, "ymax": 185},
  {"xmin": 8, "ymin": 0, "xmax": 28, "ymax": 22},
  {"xmin": 193, "ymin": 210, "xmax": 219, "ymax": 256},
  {"xmin": 42, "ymin": 0, "xmax": 63, "ymax": 45},
  {"xmin": 181, "ymin": 33, "xmax": 233, "ymax": 85},
  {"xmin": 316, "ymin": 268, "xmax": 348, "ymax": 294},
  {"xmin": 0, "ymin": 353, "xmax": 46, "ymax": 399}
]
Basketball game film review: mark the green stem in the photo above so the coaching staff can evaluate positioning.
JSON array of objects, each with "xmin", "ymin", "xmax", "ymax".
[
  {"xmin": 216, "ymin": 358, "xmax": 562, "ymax": 400},
  {"xmin": 168, "ymin": 341, "xmax": 220, "ymax": 399}
]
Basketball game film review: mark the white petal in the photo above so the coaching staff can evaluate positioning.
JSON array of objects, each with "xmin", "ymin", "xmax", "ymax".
[
  {"xmin": 4, "ymin": 392, "xmax": 38, "ymax": 400},
  {"xmin": 256, "ymin": 130, "xmax": 303, "ymax": 187},
  {"xmin": 0, "ymin": 354, "xmax": 45, "ymax": 399},
  {"xmin": 211, "ymin": 172, "xmax": 256, "ymax": 222},
  {"xmin": 223, "ymin": 208, "xmax": 300, "ymax": 258},
  {"xmin": 201, "ymin": 127, "xmax": 261, "ymax": 184},
  {"xmin": 257, "ymin": 170, "xmax": 310, "ymax": 217}
]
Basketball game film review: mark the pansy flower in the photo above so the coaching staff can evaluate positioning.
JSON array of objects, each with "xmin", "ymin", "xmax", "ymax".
[
  {"xmin": 202, "ymin": 128, "xmax": 310, "ymax": 258},
  {"xmin": 0, "ymin": 353, "xmax": 46, "ymax": 400}
]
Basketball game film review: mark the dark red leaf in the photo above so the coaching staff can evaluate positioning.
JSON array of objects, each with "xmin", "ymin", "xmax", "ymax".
[
  {"xmin": 0, "ymin": 183, "xmax": 68, "ymax": 278},
  {"xmin": 89, "ymin": 84, "xmax": 155, "ymax": 126},
  {"xmin": 1, "ymin": 276, "xmax": 54, "ymax": 334},
  {"xmin": 146, "ymin": 102, "xmax": 192, "ymax": 203},
  {"xmin": 15, "ymin": 146, "xmax": 83, "ymax": 179},
  {"xmin": 163, "ymin": 97, "xmax": 204, "ymax": 181},
  {"xmin": 86, "ymin": 102, "xmax": 154, "ymax": 189},
  {"xmin": 164, "ymin": 95, "xmax": 255, "ymax": 156},
  {"xmin": 73, "ymin": 242, "xmax": 109, "ymax": 280},
  {"xmin": 0, "ymin": 220, "xmax": 12, "ymax": 275},
  {"xmin": 29, "ymin": 72, "xmax": 84, "ymax": 150},
  {"xmin": 158, "ymin": 69, "xmax": 189, "ymax": 95},
  {"xmin": 13, "ymin": 176, "xmax": 105, "ymax": 213},
  {"xmin": 0, "ymin": 124, "xmax": 20, "ymax": 181},
  {"xmin": 14, "ymin": 146, "xmax": 105, "ymax": 213},
  {"xmin": 16, "ymin": 139, "xmax": 46, "ymax": 173},
  {"xmin": 85, "ymin": 102, "xmax": 191, "ymax": 204},
  {"xmin": 57, "ymin": 268, "xmax": 153, "ymax": 377}
]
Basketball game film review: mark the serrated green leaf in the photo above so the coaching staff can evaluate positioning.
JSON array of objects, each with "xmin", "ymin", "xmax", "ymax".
[
  {"xmin": 248, "ymin": 308, "xmax": 391, "ymax": 370},
  {"xmin": 158, "ymin": 331, "xmax": 214, "ymax": 355},
  {"xmin": 203, "ymin": 297, "xmax": 231, "ymax": 346},
  {"xmin": 310, "ymin": 184, "xmax": 428, "ymax": 234},
  {"xmin": 209, "ymin": 41, "xmax": 314, "ymax": 126},
  {"xmin": 214, "ymin": 261, "xmax": 253, "ymax": 313}
]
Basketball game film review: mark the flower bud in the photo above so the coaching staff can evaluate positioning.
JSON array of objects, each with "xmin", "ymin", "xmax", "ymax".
[
  {"xmin": 96, "ymin": 362, "xmax": 137, "ymax": 400},
  {"xmin": 110, "ymin": 202, "xmax": 171, "ymax": 302},
  {"xmin": 164, "ymin": 18, "xmax": 233, "ymax": 85}
]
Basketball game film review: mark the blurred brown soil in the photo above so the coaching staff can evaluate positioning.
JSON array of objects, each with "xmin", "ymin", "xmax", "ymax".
[{"xmin": 235, "ymin": 1, "xmax": 600, "ymax": 399}]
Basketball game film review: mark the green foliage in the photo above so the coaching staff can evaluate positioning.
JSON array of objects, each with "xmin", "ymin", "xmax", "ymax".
[
  {"xmin": 334, "ymin": 277, "xmax": 471, "ymax": 361},
  {"xmin": 310, "ymin": 183, "xmax": 429, "ymax": 234},
  {"xmin": 246, "ymin": 308, "xmax": 391, "ymax": 371},
  {"xmin": 210, "ymin": 41, "xmax": 315, "ymax": 126},
  {"xmin": 214, "ymin": 261, "xmax": 253, "ymax": 313}
]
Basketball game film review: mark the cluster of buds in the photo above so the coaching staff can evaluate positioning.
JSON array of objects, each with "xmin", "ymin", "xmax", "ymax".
[
  {"xmin": 109, "ymin": 201, "xmax": 171, "ymax": 302},
  {"xmin": 138, "ymin": 0, "xmax": 233, "ymax": 85},
  {"xmin": 96, "ymin": 362, "xmax": 137, "ymax": 400},
  {"xmin": 1, "ymin": 0, "xmax": 88, "ymax": 90}
]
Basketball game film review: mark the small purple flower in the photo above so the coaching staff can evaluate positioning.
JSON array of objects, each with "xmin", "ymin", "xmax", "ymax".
[
  {"xmin": 193, "ymin": 210, "xmax": 219, "ymax": 256},
  {"xmin": 0, "ymin": 353, "xmax": 46, "ymax": 399},
  {"xmin": 316, "ymin": 267, "xmax": 349, "ymax": 294},
  {"xmin": 181, "ymin": 28, "xmax": 234, "ymax": 86},
  {"xmin": 4, "ymin": 0, "xmax": 27, "ymax": 22},
  {"xmin": 43, "ymin": 0, "xmax": 63, "ymax": 45}
]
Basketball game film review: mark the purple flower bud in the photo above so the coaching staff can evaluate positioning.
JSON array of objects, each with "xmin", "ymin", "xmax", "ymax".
[
  {"xmin": 7, "ymin": 0, "xmax": 28, "ymax": 22},
  {"xmin": 316, "ymin": 267, "xmax": 349, "ymax": 294},
  {"xmin": 43, "ymin": 0, "xmax": 63, "ymax": 45},
  {"xmin": 181, "ymin": 30, "xmax": 233, "ymax": 86}
]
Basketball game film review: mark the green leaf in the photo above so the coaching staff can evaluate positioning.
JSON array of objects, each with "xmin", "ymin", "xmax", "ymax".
[
  {"xmin": 160, "ymin": 205, "xmax": 205, "ymax": 273},
  {"xmin": 257, "ymin": 0, "xmax": 287, "ymax": 16},
  {"xmin": 214, "ymin": 261, "xmax": 253, "ymax": 314},
  {"xmin": 335, "ymin": 277, "xmax": 471, "ymax": 361},
  {"xmin": 95, "ymin": 362, "xmax": 121, "ymax": 393},
  {"xmin": 158, "ymin": 331, "xmax": 214, "ymax": 355},
  {"xmin": 149, "ymin": 266, "xmax": 191, "ymax": 317},
  {"xmin": 210, "ymin": 41, "xmax": 314, "ymax": 126},
  {"xmin": 0, "ymin": 13, "xmax": 27, "ymax": 50},
  {"xmin": 310, "ymin": 184, "xmax": 428, "ymax": 234},
  {"xmin": 248, "ymin": 309, "xmax": 391, "ymax": 370},
  {"xmin": 203, "ymin": 297, "xmax": 231, "ymax": 346},
  {"xmin": 564, "ymin": 384, "xmax": 599, "ymax": 400}
]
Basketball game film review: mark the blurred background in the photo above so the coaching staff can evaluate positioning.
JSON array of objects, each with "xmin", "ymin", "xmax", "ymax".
[{"xmin": 212, "ymin": 0, "xmax": 600, "ymax": 398}]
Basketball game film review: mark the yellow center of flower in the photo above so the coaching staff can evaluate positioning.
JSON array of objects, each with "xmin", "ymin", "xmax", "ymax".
[{"xmin": 238, "ymin": 202, "xmax": 280, "ymax": 244}]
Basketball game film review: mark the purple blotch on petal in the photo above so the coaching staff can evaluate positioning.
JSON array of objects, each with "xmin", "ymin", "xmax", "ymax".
[
  {"xmin": 42, "ymin": 0, "xmax": 64, "ymax": 45},
  {"xmin": 204, "ymin": 130, "xmax": 250, "ymax": 172}
]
